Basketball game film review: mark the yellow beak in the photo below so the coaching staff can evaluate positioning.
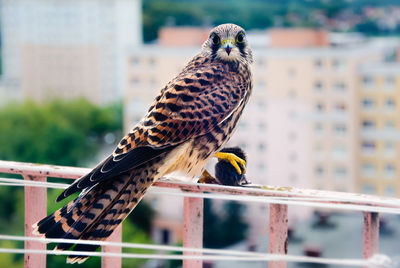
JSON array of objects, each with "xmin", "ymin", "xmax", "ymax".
[{"xmin": 222, "ymin": 39, "xmax": 235, "ymax": 55}]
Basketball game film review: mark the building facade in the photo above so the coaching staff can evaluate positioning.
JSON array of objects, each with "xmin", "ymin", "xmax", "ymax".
[
  {"xmin": 358, "ymin": 63, "xmax": 400, "ymax": 197},
  {"xmin": 0, "ymin": 0, "xmax": 142, "ymax": 105},
  {"xmin": 123, "ymin": 27, "xmax": 398, "ymax": 245}
]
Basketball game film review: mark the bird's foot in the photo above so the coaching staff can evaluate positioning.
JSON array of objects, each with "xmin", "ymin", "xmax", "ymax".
[
  {"xmin": 197, "ymin": 170, "xmax": 218, "ymax": 184},
  {"xmin": 214, "ymin": 151, "xmax": 246, "ymax": 175}
]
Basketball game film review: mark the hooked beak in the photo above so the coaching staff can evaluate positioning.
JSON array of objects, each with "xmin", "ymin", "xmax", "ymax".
[{"xmin": 222, "ymin": 39, "xmax": 235, "ymax": 56}]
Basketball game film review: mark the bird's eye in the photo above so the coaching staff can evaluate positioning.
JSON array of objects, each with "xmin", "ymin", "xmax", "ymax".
[
  {"xmin": 211, "ymin": 33, "xmax": 220, "ymax": 45},
  {"xmin": 236, "ymin": 32, "xmax": 245, "ymax": 43}
]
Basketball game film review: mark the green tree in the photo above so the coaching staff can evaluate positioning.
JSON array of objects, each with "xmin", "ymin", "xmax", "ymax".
[
  {"xmin": 203, "ymin": 199, "xmax": 248, "ymax": 248},
  {"xmin": 0, "ymin": 99, "xmax": 155, "ymax": 268}
]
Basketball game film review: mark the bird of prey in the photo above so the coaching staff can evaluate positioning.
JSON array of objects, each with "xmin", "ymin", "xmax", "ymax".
[{"xmin": 33, "ymin": 23, "xmax": 253, "ymax": 263}]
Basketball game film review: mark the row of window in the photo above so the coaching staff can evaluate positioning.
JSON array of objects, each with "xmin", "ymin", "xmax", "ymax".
[
  {"xmin": 314, "ymin": 144, "xmax": 348, "ymax": 157},
  {"xmin": 361, "ymin": 163, "xmax": 396, "ymax": 179},
  {"xmin": 131, "ymin": 57, "xmax": 156, "ymax": 66},
  {"xmin": 314, "ymin": 123, "xmax": 348, "ymax": 135},
  {"xmin": 314, "ymin": 102, "xmax": 347, "ymax": 112},
  {"xmin": 361, "ymin": 98, "xmax": 396, "ymax": 111},
  {"xmin": 314, "ymin": 81, "xmax": 347, "ymax": 92},
  {"xmin": 314, "ymin": 59, "xmax": 347, "ymax": 70},
  {"xmin": 314, "ymin": 165, "xmax": 348, "ymax": 178},
  {"xmin": 362, "ymin": 75, "xmax": 397, "ymax": 89},
  {"xmin": 362, "ymin": 184, "xmax": 396, "ymax": 196},
  {"xmin": 361, "ymin": 120, "xmax": 397, "ymax": 130},
  {"xmin": 256, "ymin": 58, "xmax": 347, "ymax": 70},
  {"xmin": 361, "ymin": 141, "xmax": 396, "ymax": 155}
]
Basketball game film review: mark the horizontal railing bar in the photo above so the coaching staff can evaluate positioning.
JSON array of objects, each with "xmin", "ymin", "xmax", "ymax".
[
  {"xmin": 1, "ymin": 177, "xmax": 400, "ymax": 214},
  {"xmin": 0, "ymin": 234, "xmax": 269, "ymax": 257},
  {"xmin": 0, "ymin": 247, "xmax": 392, "ymax": 267},
  {"xmin": 1, "ymin": 160, "xmax": 400, "ymax": 211},
  {"xmin": 0, "ymin": 160, "xmax": 89, "ymax": 179}
]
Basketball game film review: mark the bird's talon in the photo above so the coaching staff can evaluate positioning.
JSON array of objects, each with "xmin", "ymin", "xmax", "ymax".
[
  {"xmin": 215, "ymin": 152, "xmax": 247, "ymax": 175},
  {"xmin": 198, "ymin": 170, "xmax": 218, "ymax": 184}
]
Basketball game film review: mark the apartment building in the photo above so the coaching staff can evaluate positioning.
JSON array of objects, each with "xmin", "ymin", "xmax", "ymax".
[
  {"xmin": 123, "ymin": 27, "xmax": 396, "ymax": 245},
  {"xmin": 0, "ymin": 0, "xmax": 142, "ymax": 105},
  {"xmin": 358, "ymin": 63, "xmax": 400, "ymax": 197}
]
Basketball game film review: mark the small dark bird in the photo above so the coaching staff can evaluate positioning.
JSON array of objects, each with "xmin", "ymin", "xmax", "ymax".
[{"xmin": 215, "ymin": 147, "xmax": 250, "ymax": 186}]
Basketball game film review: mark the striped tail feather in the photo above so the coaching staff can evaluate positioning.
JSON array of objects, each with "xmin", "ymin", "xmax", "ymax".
[{"xmin": 33, "ymin": 167, "xmax": 156, "ymax": 264}]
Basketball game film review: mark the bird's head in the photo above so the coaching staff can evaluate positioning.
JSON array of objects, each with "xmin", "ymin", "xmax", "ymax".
[{"xmin": 202, "ymin": 23, "xmax": 253, "ymax": 65}]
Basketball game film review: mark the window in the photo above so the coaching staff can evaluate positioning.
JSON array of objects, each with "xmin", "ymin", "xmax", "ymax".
[
  {"xmin": 384, "ymin": 186, "xmax": 396, "ymax": 197},
  {"xmin": 238, "ymin": 142, "xmax": 247, "ymax": 150},
  {"xmin": 314, "ymin": 123, "xmax": 323, "ymax": 133},
  {"xmin": 150, "ymin": 77, "xmax": 157, "ymax": 86},
  {"xmin": 314, "ymin": 81, "xmax": 323, "ymax": 92},
  {"xmin": 315, "ymin": 103, "xmax": 325, "ymax": 112},
  {"xmin": 384, "ymin": 164, "xmax": 396, "ymax": 179},
  {"xmin": 362, "ymin": 76, "xmax": 374, "ymax": 89},
  {"xmin": 384, "ymin": 121, "xmax": 395, "ymax": 130},
  {"xmin": 315, "ymin": 165, "xmax": 324, "ymax": 177},
  {"xmin": 288, "ymin": 68, "xmax": 296, "ymax": 78},
  {"xmin": 161, "ymin": 229, "xmax": 170, "ymax": 244},
  {"xmin": 289, "ymin": 152, "xmax": 297, "ymax": 162},
  {"xmin": 257, "ymin": 80, "xmax": 266, "ymax": 89},
  {"xmin": 130, "ymin": 57, "xmax": 140, "ymax": 66},
  {"xmin": 333, "ymin": 103, "xmax": 347, "ymax": 113},
  {"xmin": 131, "ymin": 77, "xmax": 140, "ymax": 85},
  {"xmin": 238, "ymin": 122, "xmax": 247, "ymax": 130},
  {"xmin": 332, "ymin": 145, "xmax": 347, "ymax": 158},
  {"xmin": 257, "ymin": 101, "xmax": 266, "ymax": 109},
  {"xmin": 148, "ymin": 57, "xmax": 156, "ymax": 66},
  {"xmin": 384, "ymin": 99, "xmax": 396, "ymax": 111},
  {"xmin": 362, "ymin": 184, "xmax": 376, "ymax": 194},
  {"xmin": 334, "ymin": 167, "xmax": 347, "ymax": 178},
  {"xmin": 258, "ymin": 122, "xmax": 266, "ymax": 131},
  {"xmin": 289, "ymin": 174, "xmax": 298, "ymax": 183},
  {"xmin": 314, "ymin": 59, "xmax": 323, "ymax": 69},
  {"xmin": 257, "ymin": 163, "xmax": 266, "ymax": 171},
  {"xmin": 333, "ymin": 82, "xmax": 346, "ymax": 91},
  {"xmin": 362, "ymin": 98, "xmax": 375, "ymax": 111},
  {"xmin": 332, "ymin": 58, "xmax": 346, "ymax": 70},
  {"xmin": 362, "ymin": 141, "xmax": 376, "ymax": 154},
  {"xmin": 288, "ymin": 90, "xmax": 297, "ymax": 99},
  {"xmin": 362, "ymin": 120, "xmax": 375, "ymax": 130},
  {"xmin": 384, "ymin": 76, "xmax": 395, "ymax": 90},
  {"xmin": 362, "ymin": 163, "xmax": 376, "ymax": 178},
  {"xmin": 384, "ymin": 142, "xmax": 396, "ymax": 156},
  {"xmin": 333, "ymin": 123, "xmax": 347, "ymax": 135},
  {"xmin": 258, "ymin": 143, "xmax": 266, "ymax": 152},
  {"xmin": 289, "ymin": 132, "xmax": 297, "ymax": 141}
]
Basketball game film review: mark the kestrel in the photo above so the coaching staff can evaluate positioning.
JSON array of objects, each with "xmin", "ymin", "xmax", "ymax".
[{"xmin": 33, "ymin": 23, "xmax": 253, "ymax": 263}]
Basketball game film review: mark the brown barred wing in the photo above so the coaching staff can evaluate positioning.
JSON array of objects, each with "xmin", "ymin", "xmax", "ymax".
[{"xmin": 143, "ymin": 60, "xmax": 249, "ymax": 148}]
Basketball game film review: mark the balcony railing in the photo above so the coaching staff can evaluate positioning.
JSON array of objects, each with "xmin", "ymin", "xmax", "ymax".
[{"xmin": 0, "ymin": 160, "xmax": 399, "ymax": 268}]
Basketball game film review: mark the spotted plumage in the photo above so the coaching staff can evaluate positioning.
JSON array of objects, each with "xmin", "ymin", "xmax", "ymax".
[{"xmin": 33, "ymin": 23, "xmax": 253, "ymax": 263}]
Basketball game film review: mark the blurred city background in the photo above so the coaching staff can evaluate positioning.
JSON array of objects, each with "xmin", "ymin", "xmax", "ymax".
[{"xmin": 0, "ymin": 0, "xmax": 400, "ymax": 267}]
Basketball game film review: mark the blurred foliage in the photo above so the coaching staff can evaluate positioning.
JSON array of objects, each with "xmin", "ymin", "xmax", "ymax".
[
  {"xmin": 204, "ymin": 199, "xmax": 248, "ymax": 248},
  {"xmin": 0, "ymin": 99, "xmax": 155, "ymax": 268},
  {"xmin": 143, "ymin": 0, "xmax": 400, "ymax": 42},
  {"xmin": 0, "ymin": 98, "xmax": 122, "ymax": 166}
]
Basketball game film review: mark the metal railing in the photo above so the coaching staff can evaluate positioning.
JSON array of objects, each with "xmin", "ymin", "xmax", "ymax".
[{"xmin": 0, "ymin": 160, "xmax": 399, "ymax": 268}]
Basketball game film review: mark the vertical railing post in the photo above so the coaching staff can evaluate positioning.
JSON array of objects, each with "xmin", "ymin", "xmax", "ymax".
[
  {"xmin": 269, "ymin": 204, "xmax": 288, "ymax": 268},
  {"xmin": 24, "ymin": 175, "xmax": 47, "ymax": 268},
  {"xmin": 363, "ymin": 212, "xmax": 379, "ymax": 266},
  {"xmin": 102, "ymin": 225, "xmax": 122, "ymax": 268},
  {"xmin": 183, "ymin": 196, "xmax": 204, "ymax": 268}
]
